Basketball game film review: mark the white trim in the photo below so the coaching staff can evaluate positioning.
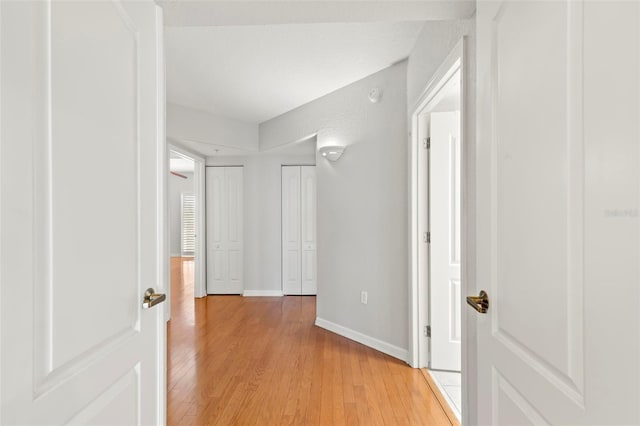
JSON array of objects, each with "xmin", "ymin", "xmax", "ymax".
[
  {"xmin": 242, "ymin": 290, "xmax": 284, "ymax": 297},
  {"xmin": 315, "ymin": 317, "xmax": 408, "ymax": 363}
]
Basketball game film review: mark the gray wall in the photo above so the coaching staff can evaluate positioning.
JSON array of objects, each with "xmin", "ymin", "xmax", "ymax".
[
  {"xmin": 169, "ymin": 171, "xmax": 194, "ymax": 256},
  {"xmin": 260, "ymin": 62, "xmax": 410, "ymax": 351}
]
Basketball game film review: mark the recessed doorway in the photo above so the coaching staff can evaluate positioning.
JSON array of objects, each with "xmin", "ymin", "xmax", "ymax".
[
  {"xmin": 168, "ymin": 146, "xmax": 206, "ymax": 320},
  {"xmin": 410, "ymin": 39, "xmax": 466, "ymax": 423}
]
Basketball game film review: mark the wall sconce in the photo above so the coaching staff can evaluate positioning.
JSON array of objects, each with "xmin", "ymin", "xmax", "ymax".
[{"xmin": 319, "ymin": 146, "xmax": 345, "ymax": 162}]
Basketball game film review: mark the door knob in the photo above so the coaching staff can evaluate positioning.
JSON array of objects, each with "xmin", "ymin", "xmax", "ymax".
[
  {"xmin": 466, "ymin": 290, "xmax": 489, "ymax": 314},
  {"xmin": 142, "ymin": 288, "xmax": 166, "ymax": 309}
]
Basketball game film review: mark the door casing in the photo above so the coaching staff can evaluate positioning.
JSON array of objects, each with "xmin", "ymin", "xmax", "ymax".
[{"xmin": 408, "ymin": 38, "xmax": 475, "ymax": 425}]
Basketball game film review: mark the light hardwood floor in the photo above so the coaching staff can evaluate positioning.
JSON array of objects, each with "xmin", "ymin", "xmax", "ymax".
[{"xmin": 168, "ymin": 257, "xmax": 454, "ymax": 425}]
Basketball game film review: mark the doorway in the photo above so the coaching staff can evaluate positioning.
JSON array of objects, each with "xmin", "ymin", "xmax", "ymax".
[
  {"xmin": 168, "ymin": 146, "xmax": 206, "ymax": 320},
  {"xmin": 410, "ymin": 39, "xmax": 466, "ymax": 422}
]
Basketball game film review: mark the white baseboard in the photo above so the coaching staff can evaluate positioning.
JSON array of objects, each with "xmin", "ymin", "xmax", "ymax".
[
  {"xmin": 242, "ymin": 290, "xmax": 284, "ymax": 297},
  {"xmin": 315, "ymin": 317, "xmax": 408, "ymax": 363}
]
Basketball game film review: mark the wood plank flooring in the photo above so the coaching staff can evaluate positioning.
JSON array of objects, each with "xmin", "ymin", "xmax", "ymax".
[{"xmin": 167, "ymin": 257, "xmax": 453, "ymax": 425}]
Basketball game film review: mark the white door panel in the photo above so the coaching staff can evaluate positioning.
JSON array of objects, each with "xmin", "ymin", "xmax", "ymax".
[
  {"xmin": 1, "ymin": 1, "xmax": 165, "ymax": 424},
  {"xmin": 226, "ymin": 167, "xmax": 244, "ymax": 259},
  {"xmin": 475, "ymin": 1, "xmax": 640, "ymax": 424},
  {"xmin": 286, "ymin": 250, "xmax": 300, "ymax": 281},
  {"xmin": 212, "ymin": 251, "xmax": 226, "ymax": 281},
  {"xmin": 430, "ymin": 111, "xmax": 462, "ymax": 371},
  {"xmin": 207, "ymin": 167, "xmax": 226, "ymax": 292},
  {"xmin": 206, "ymin": 167, "xmax": 243, "ymax": 294},
  {"xmin": 282, "ymin": 166, "xmax": 302, "ymax": 295},
  {"xmin": 229, "ymin": 250, "xmax": 242, "ymax": 282},
  {"xmin": 209, "ymin": 169, "xmax": 224, "ymax": 244}
]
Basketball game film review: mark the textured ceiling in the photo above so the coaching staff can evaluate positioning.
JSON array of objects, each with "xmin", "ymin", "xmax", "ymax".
[{"xmin": 165, "ymin": 22, "xmax": 425, "ymax": 124}]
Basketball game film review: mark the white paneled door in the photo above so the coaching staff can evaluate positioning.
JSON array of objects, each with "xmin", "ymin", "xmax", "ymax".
[
  {"xmin": 0, "ymin": 1, "xmax": 166, "ymax": 425},
  {"xmin": 282, "ymin": 166, "xmax": 302, "ymax": 295},
  {"xmin": 474, "ymin": 1, "xmax": 639, "ymax": 424},
  {"xmin": 282, "ymin": 166, "xmax": 317, "ymax": 295},
  {"xmin": 430, "ymin": 111, "xmax": 461, "ymax": 372},
  {"xmin": 206, "ymin": 167, "xmax": 244, "ymax": 294}
]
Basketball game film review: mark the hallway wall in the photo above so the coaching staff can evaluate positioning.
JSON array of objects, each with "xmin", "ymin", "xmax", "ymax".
[{"xmin": 260, "ymin": 62, "xmax": 410, "ymax": 356}]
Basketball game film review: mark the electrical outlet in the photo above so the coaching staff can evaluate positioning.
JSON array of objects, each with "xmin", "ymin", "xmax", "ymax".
[{"xmin": 361, "ymin": 291, "xmax": 368, "ymax": 305}]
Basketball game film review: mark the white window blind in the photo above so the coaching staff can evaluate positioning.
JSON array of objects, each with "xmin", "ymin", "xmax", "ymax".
[{"xmin": 181, "ymin": 193, "xmax": 196, "ymax": 255}]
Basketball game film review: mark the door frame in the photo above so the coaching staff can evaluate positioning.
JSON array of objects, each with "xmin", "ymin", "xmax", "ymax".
[
  {"xmin": 408, "ymin": 38, "xmax": 475, "ymax": 423},
  {"xmin": 168, "ymin": 144, "xmax": 207, "ymax": 301}
]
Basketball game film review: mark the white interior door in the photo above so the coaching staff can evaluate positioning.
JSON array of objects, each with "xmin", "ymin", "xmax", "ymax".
[
  {"xmin": 430, "ymin": 111, "xmax": 461, "ymax": 372},
  {"xmin": 474, "ymin": 1, "xmax": 640, "ymax": 424},
  {"xmin": 206, "ymin": 167, "xmax": 243, "ymax": 294},
  {"xmin": 0, "ymin": 1, "xmax": 166, "ymax": 424},
  {"xmin": 206, "ymin": 167, "xmax": 227, "ymax": 292},
  {"xmin": 282, "ymin": 166, "xmax": 302, "ymax": 295},
  {"xmin": 300, "ymin": 166, "xmax": 317, "ymax": 295}
]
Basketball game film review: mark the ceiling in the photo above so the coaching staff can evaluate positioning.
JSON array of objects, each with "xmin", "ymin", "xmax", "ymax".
[{"xmin": 166, "ymin": 22, "xmax": 425, "ymax": 124}]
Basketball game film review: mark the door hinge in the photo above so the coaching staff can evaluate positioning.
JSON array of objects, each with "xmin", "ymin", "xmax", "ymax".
[
  {"xmin": 422, "ymin": 137, "xmax": 431, "ymax": 149},
  {"xmin": 423, "ymin": 231, "xmax": 430, "ymax": 243},
  {"xmin": 424, "ymin": 325, "xmax": 431, "ymax": 338}
]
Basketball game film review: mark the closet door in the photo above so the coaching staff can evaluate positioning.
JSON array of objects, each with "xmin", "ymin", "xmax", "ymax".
[
  {"xmin": 206, "ymin": 167, "xmax": 243, "ymax": 294},
  {"xmin": 206, "ymin": 168, "xmax": 227, "ymax": 293},
  {"xmin": 300, "ymin": 166, "xmax": 317, "ymax": 295},
  {"xmin": 225, "ymin": 167, "xmax": 244, "ymax": 293},
  {"xmin": 281, "ymin": 166, "xmax": 301, "ymax": 295}
]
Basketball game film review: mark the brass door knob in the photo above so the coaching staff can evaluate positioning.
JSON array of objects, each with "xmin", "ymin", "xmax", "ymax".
[
  {"xmin": 142, "ymin": 288, "xmax": 166, "ymax": 309},
  {"xmin": 466, "ymin": 290, "xmax": 489, "ymax": 314}
]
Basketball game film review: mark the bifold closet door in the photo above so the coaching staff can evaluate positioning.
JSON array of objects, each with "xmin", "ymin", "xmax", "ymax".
[
  {"xmin": 282, "ymin": 166, "xmax": 301, "ymax": 295},
  {"xmin": 206, "ymin": 167, "xmax": 243, "ymax": 294},
  {"xmin": 300, "ymin": 166, "xmax": 317, "ymax": 295},
  {"xmin": 282, "ymin": 166, "xmax": 316, "ymax": 295}
]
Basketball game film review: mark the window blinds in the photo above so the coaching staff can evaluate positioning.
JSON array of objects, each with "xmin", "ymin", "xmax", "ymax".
[{"xmin": 181, "ymin": 194, "xmax": 196, "ymax": 255}]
